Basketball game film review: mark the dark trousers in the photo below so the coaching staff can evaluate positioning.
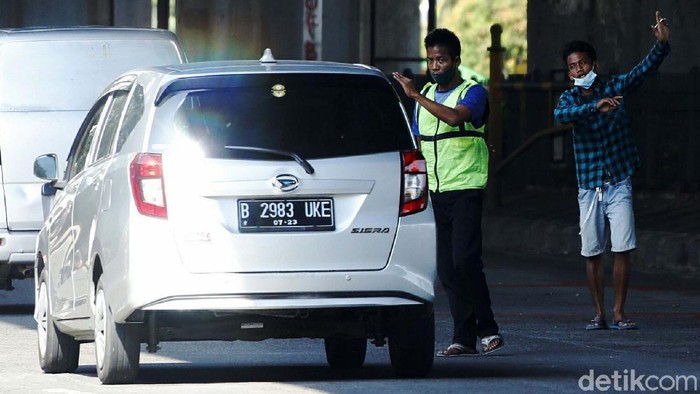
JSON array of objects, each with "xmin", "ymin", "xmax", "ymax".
[{"xmin": 431, "ymin": 189, "xmax": 499, "ymax": 347}]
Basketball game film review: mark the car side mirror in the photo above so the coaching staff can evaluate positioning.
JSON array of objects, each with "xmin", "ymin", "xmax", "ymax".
[
  {"xmin": 34, "ymin": 154, "xmax": 63, "ymax": 196},
  {"xmin": 33, "ymin": 154, "xmax": 58, "ymax": 181}
]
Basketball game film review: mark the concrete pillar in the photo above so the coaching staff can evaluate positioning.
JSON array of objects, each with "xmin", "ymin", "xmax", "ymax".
[
  {"xmin": 0, "ymin": 0, "xmax": 22, "ymax": 27},
  {"xmin": 0, "ymin": 0, "xmax": 109, "ymax": 27},
  {"xmin": 114, "ymin": 0, "xmax": 151, "ymax": 27},
  {"xmin": 0, "ymin": 0, "xmax": 150, "ymax": 28},
  {"xmin": 177, "ymin": 0, "xmax": 273, "ymax": 62},
  {"xmin": 372, "ymin": 0, "xmax": 422, "ymax": 73}
]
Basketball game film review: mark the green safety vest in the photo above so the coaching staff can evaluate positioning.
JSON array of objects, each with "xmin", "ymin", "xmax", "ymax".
[{"xmin": 417, "ymin": 80, "xmax": 489, "ymax": 192}]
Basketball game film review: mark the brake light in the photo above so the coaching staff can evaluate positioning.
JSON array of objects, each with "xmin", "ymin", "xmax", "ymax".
[
  {"xmin": 130, "ymin": 153, "xmax": 167, "ymax": 219},
  {"xmin": 400, "ymin": 150, "xmax": 428, "ymax": 216}
]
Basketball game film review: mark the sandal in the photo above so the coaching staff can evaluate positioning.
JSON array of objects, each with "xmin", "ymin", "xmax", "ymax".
[
  {"xmin": 480, "ymin": 335, "xmax": 504, "ymax": 355},
  {"xmin": 436, "ymin": 343, "xmax": 479, "ymax": 357},
  {"xmin": 585, "ymin": 318, "xmax": 608, "ymax": 330},
  {"xmin": 610, "ymin": 319, "xmax": 638, "ymax": 330}
]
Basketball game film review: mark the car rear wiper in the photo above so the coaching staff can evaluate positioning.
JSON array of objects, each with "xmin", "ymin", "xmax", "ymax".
[{"xmin": 224, "ymin": 145, "xmax": 315, "ymax": 175}]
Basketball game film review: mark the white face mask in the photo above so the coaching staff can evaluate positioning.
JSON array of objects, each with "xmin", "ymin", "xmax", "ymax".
[{"xmin": 573, "ymin": 69, "xmax": 597, "ymax": 89}]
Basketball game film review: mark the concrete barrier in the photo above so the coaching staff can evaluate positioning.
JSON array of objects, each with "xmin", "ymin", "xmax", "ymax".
[{"xmin": 483, "ymin": 215, "xmax": 699, "ymax": 277}]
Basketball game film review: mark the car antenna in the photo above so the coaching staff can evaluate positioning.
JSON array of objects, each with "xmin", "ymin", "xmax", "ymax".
[{"xmin": 260, "ymin": 48, "xmax": 276, "ymax": 64}]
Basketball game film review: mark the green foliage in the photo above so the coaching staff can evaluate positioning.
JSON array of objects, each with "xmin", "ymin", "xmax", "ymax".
[{"xmin": 437, "ymin": 0, "xmax": 527, "ymax": 76}]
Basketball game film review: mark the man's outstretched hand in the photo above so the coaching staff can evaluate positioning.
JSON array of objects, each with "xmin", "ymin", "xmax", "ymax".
[
  {"xmin": 597, "ymin": 96, "xmax": 623, "ymax": 113},
  {"xmin": 392, "ymin": 72, "xmax": 419, "ymax": 100}
]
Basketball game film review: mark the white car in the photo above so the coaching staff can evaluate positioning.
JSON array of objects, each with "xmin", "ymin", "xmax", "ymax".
[{"xmin": 33, "ymin": 50, "xmax": 436, "ymax": 384}]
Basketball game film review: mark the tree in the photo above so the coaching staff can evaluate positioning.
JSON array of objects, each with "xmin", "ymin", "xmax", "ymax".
[{"xmin": 437, "ymin": 0, "xmax": 527, "ymax": 77}]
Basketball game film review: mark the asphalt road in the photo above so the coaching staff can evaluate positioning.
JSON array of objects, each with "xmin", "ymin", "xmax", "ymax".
[{"xmin": 1, "ymin": 251, "xmax": 698, "ymax": 393}]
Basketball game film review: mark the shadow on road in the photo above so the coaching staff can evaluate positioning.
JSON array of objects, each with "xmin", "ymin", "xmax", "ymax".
[
  {"xmin": 68, "ymin": 358, "xmax": 580, "ymax": 385},
  {"xmin": 0, "ymin": 304, "xmax": 33, "ymax": 315}
]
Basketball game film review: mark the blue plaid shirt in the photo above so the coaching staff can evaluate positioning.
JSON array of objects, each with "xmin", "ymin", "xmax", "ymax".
[{"xmin": 554, "ymin": 41, "xmax": 670, "ymax": 190}]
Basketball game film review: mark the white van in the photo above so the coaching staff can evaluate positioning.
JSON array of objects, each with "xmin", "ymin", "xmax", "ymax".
[{"xmin": 0, "ymin": 27, "xmax": 186, "ymax": 290}]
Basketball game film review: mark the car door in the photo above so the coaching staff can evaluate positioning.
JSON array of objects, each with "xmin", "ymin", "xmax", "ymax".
[
  {"xmin": 71, "ymin": 85, "xmax": 132, "ymax": 318},
  {"xmin": 48, "ymin": 97, "xmax": 108, "ymax": 320}
]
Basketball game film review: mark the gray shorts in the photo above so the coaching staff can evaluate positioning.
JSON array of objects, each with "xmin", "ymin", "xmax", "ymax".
[{"xmin": 577, "ymin": 177, "xmax": 636, "ymax": 257}]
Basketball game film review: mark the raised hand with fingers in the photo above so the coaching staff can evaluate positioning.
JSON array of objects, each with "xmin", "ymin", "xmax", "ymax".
[
  {"xmin": 652, "ymin": 10, "xmax": 670, "ymax": 44},
  {"xmin": 392, "ymin": 72, "xmax": 419, "ymax": 99}
]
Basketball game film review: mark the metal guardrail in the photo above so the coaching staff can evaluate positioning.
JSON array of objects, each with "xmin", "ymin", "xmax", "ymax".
[{"xmin": 494, "ymin": 124, "xmax": 573, "ymax": 175}]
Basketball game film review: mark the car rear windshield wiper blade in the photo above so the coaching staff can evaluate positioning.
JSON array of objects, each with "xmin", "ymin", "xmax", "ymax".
[{"xmin": 224, "ymin": 145, "xmax": 315, "ymax": 175}]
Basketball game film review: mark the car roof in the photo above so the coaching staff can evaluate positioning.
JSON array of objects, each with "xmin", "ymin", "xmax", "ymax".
[
  {"xmin": 152, "ymin": 59, "xmax": 384, "ymax": 78},
  {"xmin": 0, "ymin": 26, "xmax": 177, "ymax": 42}
]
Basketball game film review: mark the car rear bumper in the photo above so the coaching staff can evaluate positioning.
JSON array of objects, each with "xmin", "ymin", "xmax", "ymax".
[
  {"xmin": 114, "ymin": 267, "xmax": 435, "ymax": 323},
  {"xmin": 0, "ymin": 229, "xmax": 37, "ymax": 264},
  {"xmin": 139, "ymin": 290, "xmax": 428, "ymax": 312},
  {"xmin": 130, "ymin": 303, "xmax": 434, "ymax": 342}
]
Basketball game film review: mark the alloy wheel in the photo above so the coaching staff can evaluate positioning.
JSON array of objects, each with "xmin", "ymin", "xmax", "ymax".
[
  {"xmin": 37, "ymin": 281, "xmax": 49, "ymax": 358},
  {"xmin": 94, "ymin": 287, "xmax": 107, "ymax": 370}
]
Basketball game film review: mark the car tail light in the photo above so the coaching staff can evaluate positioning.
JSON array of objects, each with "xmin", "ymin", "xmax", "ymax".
[
  {"xmin": 400, "ymin": 150, "xmax": 428, "ymax": 216},
  {"xmin": 130, "ymin": 153, "xmax": 167, "ymax": 219}
]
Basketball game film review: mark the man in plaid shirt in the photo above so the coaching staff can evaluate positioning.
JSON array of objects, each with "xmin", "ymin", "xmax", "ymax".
[{"xmin": 554, "ymin": 11, "xmax": 670, "ymax": 331}]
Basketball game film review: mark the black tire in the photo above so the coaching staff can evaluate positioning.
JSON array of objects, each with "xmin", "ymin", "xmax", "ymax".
[
  {"xmin": 37, "ymin": 270, "xmax": 80, "ymax": 373},
  {"xmin": 388, "ymin": 311, "xmax": 435, "ymax": 378},
  {"xmin": 94, "ymin": 278, "xmax": 141, "ymax": 384},
  {"xmin": 324, "ymin": 337, "xmax": 367, "ymax": 368}
]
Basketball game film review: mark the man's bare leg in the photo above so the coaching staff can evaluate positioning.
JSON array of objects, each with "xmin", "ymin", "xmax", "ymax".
[
  {"xmin": 612, "ymin": 251, "xmax": 631, "ymax": 322},
  {"xmin": 586, "ymin": 254, "xmax": 605, "ymax": 321}
]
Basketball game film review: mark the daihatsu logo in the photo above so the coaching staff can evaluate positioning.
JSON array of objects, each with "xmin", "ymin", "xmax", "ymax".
[{"xmin": 272, "ymin": 174, "xmax": 299, "ymax": 192}]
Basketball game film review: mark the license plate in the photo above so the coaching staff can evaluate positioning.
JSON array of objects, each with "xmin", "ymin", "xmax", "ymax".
[{"xmin": 238, "ymin": 198, "xmax": 334, "ymax": 232}]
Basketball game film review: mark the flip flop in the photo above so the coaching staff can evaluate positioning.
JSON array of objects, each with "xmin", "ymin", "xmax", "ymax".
[
  {"xmin": 586, "ymin": 319, "xmax": 608, "ymax": 330},
  {"xmin": 480, "ymin": 335, "xmax": 504, "ymax": 355},
  {"xmin": 436, "ymin": 343, "xmax": 479, "ymax": 357},
  {"xmin": 611, "ymin": 319, "xmax": 638, "ymax": 330}
]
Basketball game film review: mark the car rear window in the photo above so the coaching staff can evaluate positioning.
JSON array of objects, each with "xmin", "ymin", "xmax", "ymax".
[{"xmin": 150, "ymin": 74, "xmax": 414, "ymax": 159}]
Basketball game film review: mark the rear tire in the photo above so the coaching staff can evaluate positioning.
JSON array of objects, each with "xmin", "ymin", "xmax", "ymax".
[
  {"xmin": 37, "ymin": 270, "xmax": 80, "ymax": 373},
  {"xmin": 324, "ymin": 337, "xmax": 367, "ymax": 368},
  {"xmin": 388, "ymin": 311, "xmax": 435, "ymax": 378},
  {"xmin": 94, "ymin": 278, "xmax": 141, "ymax": 384}
]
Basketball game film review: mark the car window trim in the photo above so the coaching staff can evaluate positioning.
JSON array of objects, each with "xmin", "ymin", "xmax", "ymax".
[
  {"xmin": 65, "ymin": 95, "xmax": 113, "ymax": 180},
  {"xmin": 95, "ymin": 86, "xmax": 133, "ymax": 162}
]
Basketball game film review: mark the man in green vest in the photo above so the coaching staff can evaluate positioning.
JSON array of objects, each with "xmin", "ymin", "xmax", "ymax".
[{"xmin": 393, "ymin": 28, "xmax": 503, "ymax": 356}]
